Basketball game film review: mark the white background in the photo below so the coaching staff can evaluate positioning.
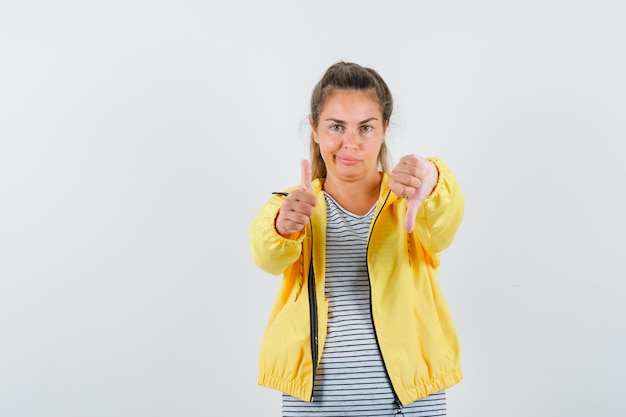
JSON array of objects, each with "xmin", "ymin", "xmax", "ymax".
[{"xmin": 1, "ymin": 1, "xmax": 625, "ymax": 416}]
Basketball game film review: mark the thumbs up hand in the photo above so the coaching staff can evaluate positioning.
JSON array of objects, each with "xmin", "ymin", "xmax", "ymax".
[
  {"xmin": 275, "ymin": 159, "xmax": 318, "ymax": 236},
  {"xmin": 389, "ymin": 155, "xmax": 439, "ymax": 233}
]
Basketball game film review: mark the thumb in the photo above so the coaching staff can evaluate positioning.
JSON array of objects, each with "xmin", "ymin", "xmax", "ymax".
[
  {"xmin": 403, "ymin": 186, "xmax": 429, "ymax": 233},
  {"xmin": 301, "ymin": 159, "xmax": 312, "ymax": 193}
]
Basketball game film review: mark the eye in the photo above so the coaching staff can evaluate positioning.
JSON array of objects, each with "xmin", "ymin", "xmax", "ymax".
[
  {"xmin": 360, "ymin": 125, "xmax": 373, "ymax": 132},
  {"xmin": 330, "ymin": 125, "xmax": 343, "ymax": 132}
]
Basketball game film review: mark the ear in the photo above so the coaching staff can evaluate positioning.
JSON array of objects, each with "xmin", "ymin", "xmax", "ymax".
[{"xmin": 309, "ymin": 115, "xmax": 319, "ymax": 143}]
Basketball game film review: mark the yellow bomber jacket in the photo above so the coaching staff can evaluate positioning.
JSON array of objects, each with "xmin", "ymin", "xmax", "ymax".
[{"xmin": 249, "ymin": 158, "xmax": 465, "ymax": 406}]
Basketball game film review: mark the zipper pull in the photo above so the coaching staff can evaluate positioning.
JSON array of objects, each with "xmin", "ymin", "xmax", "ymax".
[{"xmin": 394, "ymin": 399, "xmax": 404, "ymax": 416}]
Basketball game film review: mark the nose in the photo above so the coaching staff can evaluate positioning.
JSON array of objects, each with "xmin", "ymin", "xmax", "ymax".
[{"xmin": 343, "ymin": 130, "xmax": 358, "ymax": 150}]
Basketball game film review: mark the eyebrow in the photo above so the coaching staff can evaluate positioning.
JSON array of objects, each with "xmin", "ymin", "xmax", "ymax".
[{"xmin": 324, "ymin": 117, "xmax": 379, "ymax": 124}]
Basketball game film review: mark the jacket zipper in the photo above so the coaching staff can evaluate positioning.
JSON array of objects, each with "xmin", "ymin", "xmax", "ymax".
[
  {"xmin": 366, "ymin": 190, "xmax": 402, "ymax": 407},
  {"xmin": 307, "ymin": 223, "xmax": 318, "ymax": 401}
]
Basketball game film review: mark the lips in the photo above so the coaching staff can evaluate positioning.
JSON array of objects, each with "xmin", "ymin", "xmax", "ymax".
[{"xmin": 336, "ymin": 156, "xmax": 359, "ymax": 166}]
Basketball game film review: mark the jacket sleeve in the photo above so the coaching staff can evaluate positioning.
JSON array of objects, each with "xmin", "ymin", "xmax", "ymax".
[
  {"xmin": 412, "ymin": 158, "xmax": 465, "ymax": 254},
  {"xmin": 249, "ymin": 194, "xmax": 306, "ymax": 276}
]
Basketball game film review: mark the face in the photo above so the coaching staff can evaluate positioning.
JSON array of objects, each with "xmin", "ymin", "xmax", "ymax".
[{"xmin": 311, "ymin": 89, "xmax": 386, "ymax": 184}]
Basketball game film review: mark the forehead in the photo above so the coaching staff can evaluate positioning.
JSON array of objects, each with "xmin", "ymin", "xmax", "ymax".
[{"xmin": 320, "ymin": 89, "xmax": 381, "ymax": 118}]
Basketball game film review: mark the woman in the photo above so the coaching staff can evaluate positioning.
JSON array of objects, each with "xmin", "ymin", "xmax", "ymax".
[{"xmin": 249, "ymin": 62, "xmax": 464, "ymax": 416}]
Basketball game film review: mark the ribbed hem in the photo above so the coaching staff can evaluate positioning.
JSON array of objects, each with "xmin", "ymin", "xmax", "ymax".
[
  {"xmin": 258, "ymin": 373, "xmax": 312, "ymax": 403},
  {"xmin": 396, "ymin": 368, "xmax": 464, "ymax": 406}
]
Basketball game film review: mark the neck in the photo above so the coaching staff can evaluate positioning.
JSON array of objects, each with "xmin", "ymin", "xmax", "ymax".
[{"xmin": 323, "ymin": 172, "xmax": 382, "ymax": 215}]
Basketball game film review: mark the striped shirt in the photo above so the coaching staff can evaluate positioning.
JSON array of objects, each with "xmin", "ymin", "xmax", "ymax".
[{"xmin": 282, "ymin": 192, "xmax": 446, "ymax": 417}]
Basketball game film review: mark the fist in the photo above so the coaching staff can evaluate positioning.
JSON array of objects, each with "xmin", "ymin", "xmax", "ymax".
[
  {"xmin": 389, "ymin": 154, "xmax": 438, "ymax": 232},
  {"xmin": 275, "ymin": 160, "xmax": 317, "ymax": 236}
]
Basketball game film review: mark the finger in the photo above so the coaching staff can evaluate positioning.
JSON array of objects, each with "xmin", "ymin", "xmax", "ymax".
[
  {"xmin": 276, "ymin": 218, "xmax": 304, "ymax": 235},
  {"xmin": 301, "ymin": 159, "xmax": 312, "ymax": 193}
]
